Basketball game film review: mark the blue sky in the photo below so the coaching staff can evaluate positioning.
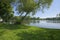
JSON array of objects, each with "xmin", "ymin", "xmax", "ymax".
[
  {"xmin": 33, "ymin": 0, "xmax": 60, "ymax": 18},
  {"xmin": 14, "ymin": 0, "xmax": 60, "ymax": 18}
]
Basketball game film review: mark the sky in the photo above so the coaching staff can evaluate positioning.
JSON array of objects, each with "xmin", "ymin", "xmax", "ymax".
[
  {"xmin": 33, "ymin": 0, "xmax": 60, "ymax": 18},
  {"xmin": 14, "ymin": 0, "xmax": 60, "ymax": 18}
]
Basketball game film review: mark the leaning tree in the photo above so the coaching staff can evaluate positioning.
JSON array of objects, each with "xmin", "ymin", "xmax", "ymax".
[{"xmin": 16, "ymin": 0, "xmax": 53, "ymax": 24}]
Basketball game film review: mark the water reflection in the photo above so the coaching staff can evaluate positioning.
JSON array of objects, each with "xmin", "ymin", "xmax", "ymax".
[
  {"xmin": 29, "ymin": 20, "xmax": 60, "ymax": 29},
  {"xmin": 46, "ymin": 20, "xmax": 60, "ymax": 23},
  {"xmin": 31, "ymin": 20, "xmax": 40, "ymax": 23},
  {"xmin": 24, "ymin": 20, "xmax": 40, "ymax": 24}
]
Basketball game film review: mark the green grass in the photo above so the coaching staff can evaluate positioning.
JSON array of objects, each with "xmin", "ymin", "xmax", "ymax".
[{"xmin": 0, "ymin": 23, "xmax": 60, "ymax": 40}]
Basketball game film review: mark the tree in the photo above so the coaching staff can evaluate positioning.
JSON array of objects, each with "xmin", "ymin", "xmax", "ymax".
[
  {"xmin": 16, "ymin": 0, "xmax": 53, "ymax": 24},
  {"xmin": 0, "ymin": 0, "xmax": 15, "ymax": 22}
]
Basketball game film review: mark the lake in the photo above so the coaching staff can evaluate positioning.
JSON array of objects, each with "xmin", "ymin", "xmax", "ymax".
[{"xmin": 29, "ymin": 20, "xmax": 60, "ymax": 29}]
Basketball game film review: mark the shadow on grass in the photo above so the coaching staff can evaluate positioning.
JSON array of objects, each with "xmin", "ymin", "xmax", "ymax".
[
  {"xmin": 0, "ymin": 30, "xmax": 5, "ymax": 36},
  {"xmin": 0, "ymin": 23, "xmax": 30, "ymax": 30},
  {"xmin": 16, "ymin": 30, "xmax": 53, "ymax": 40},
  {"xmin": 16, "ymin": 30, "xmax": 60, "ymax": 40}
]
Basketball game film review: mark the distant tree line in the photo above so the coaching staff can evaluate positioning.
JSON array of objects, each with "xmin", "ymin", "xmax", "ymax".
[
  {"xmin": 46, "ymin": 17, "xmax": 60, "ymax": 20},
  {"xmin": 45, "ymin": 13, "xmax": 60, "ymax": 20}
]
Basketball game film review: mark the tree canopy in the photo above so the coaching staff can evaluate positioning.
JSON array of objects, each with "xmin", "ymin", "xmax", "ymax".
[
  {"xmin": 18, "ymin": 0, "xmax": 53, "ymax": 14},
  {"xmin": 15, "ymin": 0, "xmax": 53, "ymax": 24},
  {"xmin": 0, "ymin": 0, "xmax": 15, "ymax": 22}
]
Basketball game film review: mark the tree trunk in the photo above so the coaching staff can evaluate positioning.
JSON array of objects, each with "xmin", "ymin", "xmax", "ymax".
[
  {"xmin": 20, "ymin": 12, "xmax": 29, "ymax": 24},
  {"xmin": 15, "ymin": 12, "xmax": 29, "ymax": 24},
  {"xmin": 20, "ymin": 12, "xmax": 24, "ymax": 16}
]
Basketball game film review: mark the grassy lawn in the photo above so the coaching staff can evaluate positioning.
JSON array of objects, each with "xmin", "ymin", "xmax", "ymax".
[{"xmin": 0, "ymin": 23, "xmax": 60, "ymax": 40}]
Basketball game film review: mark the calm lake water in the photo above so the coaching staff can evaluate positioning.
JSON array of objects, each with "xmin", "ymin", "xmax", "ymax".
[{"xmin": 29, "ymin": 20, "xmax": 60, "ymax": 29}]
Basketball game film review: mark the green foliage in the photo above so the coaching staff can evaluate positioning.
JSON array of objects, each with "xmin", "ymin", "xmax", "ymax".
[
  {"xmin": 19, "ymin": 0, "xmax": 37, "ymax": 12},
  {"xmin": 18, "ymin": 0, "xmax": 53, "ymax": 15},
  {"xmin": 12, "ymin": 16, "xmax": 21, "ymax": 24},
  {"xmin": 0, "ymin": 0, "xmax": 14, "ymax": 22}
]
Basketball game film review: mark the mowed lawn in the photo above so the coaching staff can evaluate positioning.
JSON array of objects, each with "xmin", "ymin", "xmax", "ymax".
[{"xmin": 0, "ymin": 23, "xmax": 60, "ymax": 40}]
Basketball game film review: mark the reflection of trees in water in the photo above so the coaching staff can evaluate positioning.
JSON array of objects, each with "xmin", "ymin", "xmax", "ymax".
[
  {"xmin": 46, "ymin": 20, "xmax": 60, "ymax": 23},
  {"xmin": 23, "ymin": 20, "xmax": 40, "ymax": 24},
  {"xmin": 29, "ymin": 20, "xmax": 40, "ymax": 24}
]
